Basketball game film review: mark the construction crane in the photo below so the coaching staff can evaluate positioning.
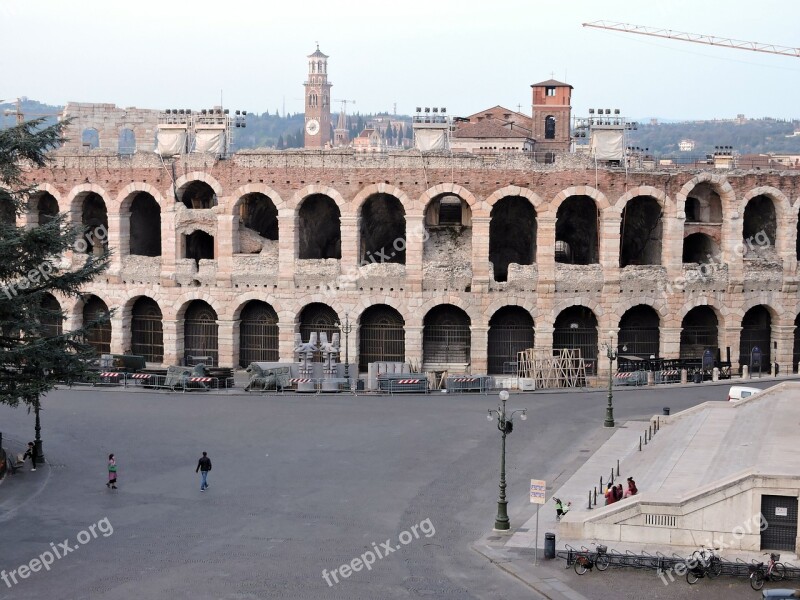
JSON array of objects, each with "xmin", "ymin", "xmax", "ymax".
[
  {"xmin": 1, "ymin": 98, "xmax": 60, "ymax": 125},
  {"xmin": 334, "ymin": 99, "xmax": 356, "ymax": 114},
  {"xmin": 582, "ymin": 21, "xmax": 800, "ymax": 58}
]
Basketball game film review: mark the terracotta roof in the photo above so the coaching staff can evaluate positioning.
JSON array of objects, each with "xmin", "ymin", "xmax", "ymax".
[
  {"xmin": 531, "ymin": 78, "xmax": 572, "ymax": 88},
  {"xmin": 453, "ymin": 119, "xmax": 530, "ymax": 139},
  {"xmin": 358, "ymin": 129, "xmax": 375, "ymax": 138}
]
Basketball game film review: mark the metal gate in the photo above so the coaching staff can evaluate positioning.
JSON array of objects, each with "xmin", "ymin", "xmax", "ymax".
[
  {"xmin": 83, "ymin": 297, "xmax": 111, "ymax": 355},
  {"xmin": 553, "ymin": 328, "xmax": 597, "ymax": 375},
  {"xmin": 239, "ymin": 302, "xmax": 279, "ymax": 366},
  {"xmin": 131, "ymin": 298, "xmax": 163, "ymax": 362},
  {"xmin": 184, "ymin": 302, "xmax": 218, "ymax": 366},
  {"xmin": 739, "ymin": 328, "xmax": 771, "ymax": 368},
  {"xmin": 359, "ymin": 324, "xmax": 405, "ymax": 371},
  {"xmin": 618, "ymin": 327, "xmax": 659, "ymax": 359},
  {"xmin": 680, "ymin": 326, "xmax": 718, "ymax": 359},
  {"xmin": 761, "ymin": 495, "xmax": 798, "ymax": 551},
  {"xmin": 487, "ymin": 325, "xmax": 533, "ymax": 374},
  {"xmin": 299, "ymin": 304, "xmax": 339, "ymax": 362},
  {"xmin": 423, "ymin": 325, "xmax": 470, "ymax": 364}
]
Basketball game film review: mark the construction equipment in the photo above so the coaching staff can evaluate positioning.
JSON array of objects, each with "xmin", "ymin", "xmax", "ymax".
[
  {"xmin": 582, "ymin": 22, "xmax": 800, "ymax": 58},
  {"xmin": 2, "ymin": 98, "xmax": 60, "ymax": 125}
]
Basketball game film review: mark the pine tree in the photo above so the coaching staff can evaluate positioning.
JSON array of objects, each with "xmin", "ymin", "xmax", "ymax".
[
  {"xmin": 0, "ymin": 119, "xmax": 110, "ymax": 409},
  {"xmin": 276, "ymin": 135, "xmax": 285, "ymax": 150}
]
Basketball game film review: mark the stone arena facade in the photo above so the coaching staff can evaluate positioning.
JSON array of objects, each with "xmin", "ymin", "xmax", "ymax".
[{"xmin": 21, "ymin": 150, "xmax": 800, "ymax": 377}]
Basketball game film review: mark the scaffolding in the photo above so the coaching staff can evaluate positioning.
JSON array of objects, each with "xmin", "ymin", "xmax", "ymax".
[{"xmin": 516, "ymin": 348, "xmax": 588, "ymax": 389}]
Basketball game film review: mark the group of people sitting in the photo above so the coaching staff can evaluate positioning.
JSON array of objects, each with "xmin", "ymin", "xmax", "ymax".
[{"xmin": 605, "ymin": 477, "xmax": 637, "ymax": 505}]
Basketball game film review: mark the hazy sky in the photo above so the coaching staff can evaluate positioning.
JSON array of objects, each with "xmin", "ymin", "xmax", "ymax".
[{"xmin": 3, "ymin": 0, "xmax": 799, "ymax": 120}]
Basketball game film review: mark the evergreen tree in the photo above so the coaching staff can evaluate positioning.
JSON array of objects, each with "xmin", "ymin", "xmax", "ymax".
[
  {"xmin": 276, "ymin": 134, "xmax": 285, "ymax": 150},
  {"xmin": 0, "ymin": 119, "xmax": 109, "ymax": 409}
]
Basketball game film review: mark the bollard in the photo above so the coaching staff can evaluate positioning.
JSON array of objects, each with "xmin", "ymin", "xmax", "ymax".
[
  {"xmin": 644, "ymin": 430, "xmax": 648, "ymax": 445},
  {"xmin": 639, "ymin": 436, "xmax": 642, "ymax": 451},
  {"xmin": 610, "ymin": 469, "xmax": 614, "ymax": 484},
  {"xmin": 594, "ymin": 487, "xmax": 597, "ymax": 505},
  {"xmin": 712, "ymin": 367, "xmax": 719, "ymax": 382},
  {"xmin": 616, "ymin": 459, "xmax": 620, "ymax": 477},
  {"xmin": 657, "ymin": 416, "xmax": 660, "ymax": 430},
  {"xmin": 588, "ymin": 490, "xmax": 592, "ymax": 510},
  {"xmin": 742, "ymin": 365, "xmax": 750, "ymax": 380},
  {"xmin": 600, "ymin": 476, "xmax": 603, "ymax": 491},
  {"xmin": 647, "ymin": 371, "xmax": 654, "ymax": 386},
  {"xmin": 680, "ymin": 368, "xmax": 688, "ymax": 384}
]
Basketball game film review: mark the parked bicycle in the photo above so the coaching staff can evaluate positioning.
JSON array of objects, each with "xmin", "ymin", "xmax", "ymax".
[
  {"xmin": 574, "ymin": 543, "xmax": 610, "ymax": 575},
  {"xmin": 686, "ymin": 545, "xmax": 723, "ymax": 584},
  {"xmin": 749, "ymin": 552, "xmax": 787, "ymax": 590}
]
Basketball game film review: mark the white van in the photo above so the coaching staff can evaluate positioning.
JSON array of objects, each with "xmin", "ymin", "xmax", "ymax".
[{"xmin": 727, "ymin": 386, "xmax": 762, "ymax": 401}]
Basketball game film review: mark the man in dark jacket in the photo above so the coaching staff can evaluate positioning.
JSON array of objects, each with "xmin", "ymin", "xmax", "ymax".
[
  {"xmin": 196, "ymin": 451, "xmax": 212, "ymax": 491},
  {"xmin": 23, "ymin": 442, "xmax": 37, "ymax": 471}
]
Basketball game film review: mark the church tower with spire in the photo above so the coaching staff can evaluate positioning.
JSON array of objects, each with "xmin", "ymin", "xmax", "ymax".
[
  {"xmin": 333, "ymin": 105, "xmax": 349, "ymax": 147},
  {"xmin": 304, "ymin": 44, "xmax": 333, "ymax": 148}
]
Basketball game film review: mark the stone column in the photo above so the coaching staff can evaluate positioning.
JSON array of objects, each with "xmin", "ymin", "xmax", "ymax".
[
  {"xmin": 405, "ymin": 213, "xmax": 425, "ymax": 292},
  {"xmin": 110, "ymin": 312, "xmax": 127, "ymax": 356},
  {"xmin": 471, "ymin": 216, "xmax": 491, "ymax": 292},
  {"xmin": 216, "ymin": 213, "xmax": 235, "ymax": 286},
  {"xmin": 107, "ymin": 212, "xmax": 124, "ymax": 282},
  {"xmin": 536, "ymin": 215, "xmax": 556, "ymax": 288},
  {"xmin": 278, "ymin": 322, "xmax": 296, "ymax": 363},
  {"xmin": 721, "ymin": 325, "xmax": 742, "ymax": 372},
  {"xmin": 405, "ymin": 325, "xmax": 423, "ymax": 369},
  {"xmin": 160, "ymin": 207, "xmax": 178, "ymax": 287},
  {"xmin": 162, "ymin": 319, "xmax": 182, "ymax": 366},
  {"xmin": 772, "ymin": 324, "xmax": 795, "ymax": 374},
  {"xmin": 664, "ymin": 214, "xmax": 684, "ymax": 283},
  {"xmin": 217, "ymin": 319, "xmax": 236, "ymax": 369},
  {"xmin": 470, "ymin": 325, "xmax": 489, "ymax": 374},
  {"xmin": 278, "ymin": 208, "xmax": 295, "ymax": 290},
  {"xmin": 661, "ymin": 326, "xmax": 682, "ymax": 360},
  {"xmin": 600, "ymin": 209, "xmax": 621, "ymax": 273},
  {"xmin": 339, "ymin": 215, "xmax": 359, "ymax": 291}
]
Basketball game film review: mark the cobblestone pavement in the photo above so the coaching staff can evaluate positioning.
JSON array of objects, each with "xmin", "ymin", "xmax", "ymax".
[{"xmin": 0, "ymin": 380, "xmax": 787, "ymax": 599}]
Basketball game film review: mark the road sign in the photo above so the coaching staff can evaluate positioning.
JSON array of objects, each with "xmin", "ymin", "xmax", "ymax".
[{"xmin": 530, "ymin": 479, "xmax": 546, "ymax": 504}]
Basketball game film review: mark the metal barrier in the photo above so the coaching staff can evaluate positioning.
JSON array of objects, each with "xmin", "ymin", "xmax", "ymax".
[
  {"xmin": 445, "ymin": 376, "xmax": 491, "ymax": 393},
  {"xmin": 378, "ymin": 376, "xmax": 429, "ymax": 394},
  {"xmin": 612, "ymin": 371, "xmax": 647, "ymax": 387},
  {"xmin": 66, "ymin": 372, "xmax": 234, "ymax": 392}
]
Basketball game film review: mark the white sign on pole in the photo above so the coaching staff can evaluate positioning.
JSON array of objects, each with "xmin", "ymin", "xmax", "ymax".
[
  {"xmin": 530, "ymin": 479, "xmax": 546, "ymax": 505},
  {"xmin": 775, "ymin": 507, "xmax": 788, "ymax": 517}
]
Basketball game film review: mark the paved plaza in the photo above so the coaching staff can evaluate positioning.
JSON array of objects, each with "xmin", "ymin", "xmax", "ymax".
[{"xmin": 0, "ymin": 380, "xmax": 788, "ymax": 599}]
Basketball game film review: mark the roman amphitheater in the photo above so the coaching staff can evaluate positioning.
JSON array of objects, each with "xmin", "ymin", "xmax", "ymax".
[{"xmin": 20, "ymin": 117, "xmax": 800, "ymax": 380}]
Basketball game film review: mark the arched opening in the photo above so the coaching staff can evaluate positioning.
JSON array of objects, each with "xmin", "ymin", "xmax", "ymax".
[
  {"xmin": 183, "ymin": 300, "xmax": 218, "ymax": 366},
  {"xmin": 544, "ymin": 116, "xmax": 556, "ymax": 140},
  {"xmin": 620, "ymin": 196, "xmax": 662, "ymax": 267},
  {"xmin": 684, "ymin": 183, "xmax": 722, "ymax": 223},
  {"xmin": 81, "ymin": 128, "xmax": 99, "ymax": 150},
  {"xmin": 490, "ymin": 197, "xmax": 536, "ymax": 282},
  {"xmin": 423, "ymin": 305, "xmax": 471, "ymax": 366},
  {"xmin": 299, "ymin": 303, "xmax": 339, "ymax": 361},
  {"xmin": 360, "ymin": 194, "xmax": 406, "ymax": 265},
  {"xmin": 80, "ymin": 192, "xmax": 108, "ymax": 255},
  {"xmin": 0, "ymin": 196, "xmax": 15, "ymax": 226},
  {"xmin": 742, "ymin": 195, "xmax": 776, "ymax": 256},
  {"xmin": 177, "ymin": 181, "xmax": 217, "ymax": 209},
  {"xmin": 556, "ymin": 196, "xmax": 598, "ymax": 264},
  {"xmin": 739, "ymin": 305, "xmax": 772, "ymax": 370},
  {"xmin": 131, "ymin": 297, "xmax": 163, "ymax": 362},
  {"xmin": 40, "ymin": 294, "xmax": 62, "ymax": 338},
  {"xmin": 618, "ymin": 305, "xmax": 660, "ymax": 358},
  {"xmin": 129, "ymin": 193, "xmax": 161, "ymax": 256},
  {"xmin": 118, "ymin": 128, "xmax": 136, "ymax": 155},
  {"xmin": 487, "ymin": 306, "xmax": 534, "ymax": 374},
  {"xmin": 793, "ymin": 313, "xmax": 800, "ymax": 373},
  {"xmin": 239, "ymin": 301, "xmax": 279, "ymax": 366},
  {"xmin": 425, "ymin": 194, "xmax": 471, "ymax": 227},
  {"xmin": 30, "ymin": 192, "xmax": 59, "ymax": 227},
  {"xmin": 185, "ymin": 231, "xmax": 214, "ymax": 263},
  {"xmin": 358, "ymin": 305, "xmax": 405, "ymax": 370},
  {"xmin": 83, "ymin": 296, "xmax": 111, "ymax": 355},
  {"xmin": 680, "ymin": 306, "xmax": 719, "ymax": 359},
  {"xmin": 239, "ymin": 193, "xmax": 278, "ymax": 241},
  {"xmin": 298, "ymin": 195, "xmax": 341, "ymax": 259},
  {"xmin": 682, "ymin": 233, "xmax": 719, "ymax": 264},
  {"xmin": 553, "ymin": 306, "xmax": 598, "ymax": 374}
]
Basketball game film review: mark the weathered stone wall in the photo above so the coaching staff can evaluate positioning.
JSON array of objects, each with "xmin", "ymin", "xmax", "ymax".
[{"xmin": 21, "ymin": 150, "xmax": 800, "ymax": 373}]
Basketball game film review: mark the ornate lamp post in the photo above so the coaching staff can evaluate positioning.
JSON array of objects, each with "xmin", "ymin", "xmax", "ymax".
[
  {"xmin": 340, "ymin": 313, "xmax": 352, "ymax": 382},
  {"xmin": 488, "ymin": 390, "xmax": 527, "ymax": 531},
  {"xmin": 33, "ymin": 399, "xmax": 44, "ymax": 463},
  {"xmin": 603, "ymin": 331, "xmax": 618, "ymax": 428}
]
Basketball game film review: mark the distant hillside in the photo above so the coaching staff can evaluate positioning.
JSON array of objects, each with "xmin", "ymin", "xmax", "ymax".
[
  {"xmin": 0, "ymin": 98, "xmax": 62, "ymax": 129},
  {"xmin": 627, "ymin": 117, "xmax": 800, "ymax": 157}
]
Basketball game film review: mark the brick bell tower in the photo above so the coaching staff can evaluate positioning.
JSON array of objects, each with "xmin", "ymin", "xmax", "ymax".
[
  {"xmin": 531, "ymin": 78, "xmax": 573, "ymax": 153},
  {"xmin": 304, "ymin": 44, "xmax": 332, "ymax": 148}
]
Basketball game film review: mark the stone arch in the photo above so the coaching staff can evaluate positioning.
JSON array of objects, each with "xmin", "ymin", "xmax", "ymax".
[
  {"xmin": 611, "ymin": 297, "xmax": 668, "ymax": 321},
  {"xmin": 552, "ymin": 304, "xmax": 599, "ymax": 374},
  {"xmin": 675, "ymin": 174, "xmax": 735, "ymax": 219},
  {"xmin": 127, "ymin": 295, "xmax": 164, "ymax": 362},
  {"xmin": 485, "ymin": 186, "xmax": 545, "ymax": 211},
  {"xmin": 618, "ymin": 304, "xmax": 661, "ymax": 358},
  {"xmin": 358, "ymin": 304, "xmax": 406, "ymax": 369},
  {"xmin": 416, "ymin": 296, "xmax": 482, "ymax": 326},
  {"xmin": 548, "ymin": 186, "xmax": 611, "ymax": 215},
  {"xmin": 680, "ymin": 305, "xmax": 721, "ymax": 359},
  {"xmin": 170, "ymin": 172, "xmax": 224, "ymax": 203},
  {"xmin": 230, "ymin": 293, "xmax": 286, "ymax": 321},
  {"xmin": 740, "ymin": 186, "xmax": 792, "ymax": 218},
  {"xmin": 677, "ymin": 298, "xmax": 726, "ymax": 327},
  {"xmin": 350, "ymin": 183, "xmax": 413, "ymax": 215},
  {"xmin": 358, "ymin": 192, "xmax": 406, "ymax": 265},
  {"xmin": 489, "ymin": 195, "xmax": 538, "ymax": 280},
  {"xmin": 297, "ymin": 194, "xmax": 341, "ymax": 259},
  {"xmin": 422, "ymin": 304, "xmax": 472, "ymax": 366},
  {"xmin": 487, "ymin": 305, "xmax": 535, "ymax": 374},
  {"xmin": 174, "ymin": 294, "xmax": 222, "ymax": 321},
  {"xmin": 741, "ymin": 189, "xmax": 783, "ymax": 256},
  {"xmin": 418, "ymin": 183, "xmax": 480, "ymax": 215},
  {"xmin": 118, "ymin": 127, "xmax": 136, "ymax": 154},
  {"xmin": 550, "ymin": 297, "xmax": 605, "ymax": 324},
  {"xmin": 31, "ymin": 183, "xmax": 64, "ymax": 214},
  {"xmin": 553, "ymin": 192, "xmax": 602, "ymax": 264},
  {"xmin": 230, "ymin": 183, "xmax": 286, "ymax": 214},
  {"xmin": 613, "ymin": 185, "xmax": 672, "ymax": 213},
  {"xmin": 290, "ymin": 185, "xmax": 347, "ymax": 211},
  {"xmin": 116, "ymin": 182, "xmax": 166, "ymax": 213},
  {"xmin": 66, "ymin": 183, "xmax": 113, "ymax": 218},
  {"xmin": 486, "ymin": 298, "xmax": 538, "ymax": 322},
  {"xmin": 237, "ymin": 299, "xmax": 280, "ymax": 366}
]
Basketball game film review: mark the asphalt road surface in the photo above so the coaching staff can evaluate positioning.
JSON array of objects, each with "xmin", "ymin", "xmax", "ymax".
[{"xmin": 0, "ymin": 379, "xmax": 785, "ymax": 599}]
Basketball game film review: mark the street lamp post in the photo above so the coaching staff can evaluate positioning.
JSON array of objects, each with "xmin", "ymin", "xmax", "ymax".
[
  {"xmin": 340, "ymin": 313, "xmax": 352, "ymax": 383},
  {"xmin": 604, "ymin": 332, "xmax": 618, "ymax": 428},
  {"xmin": 33, "ymin": 399, "xmax": 44, "ymax": 463},
  {"xmin": 488, "ymin": 390, "xmax": 527, "ymax": 531}
]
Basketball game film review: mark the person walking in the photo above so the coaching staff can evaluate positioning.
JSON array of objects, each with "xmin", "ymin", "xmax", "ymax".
[
  {"xmin": 106, "ymin": 454, "xmax": 117, "ymax": 489},
  {"xmin": 555, "ymin": 498, "xmax": 571, "ymax": 520},
  {"xmin": 23, "ymin": 442, "xmax": 37, "ymax": 471},
  {"xmin": 196, "ymin": 451, "xmax": 212, "ymax": 491}
]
